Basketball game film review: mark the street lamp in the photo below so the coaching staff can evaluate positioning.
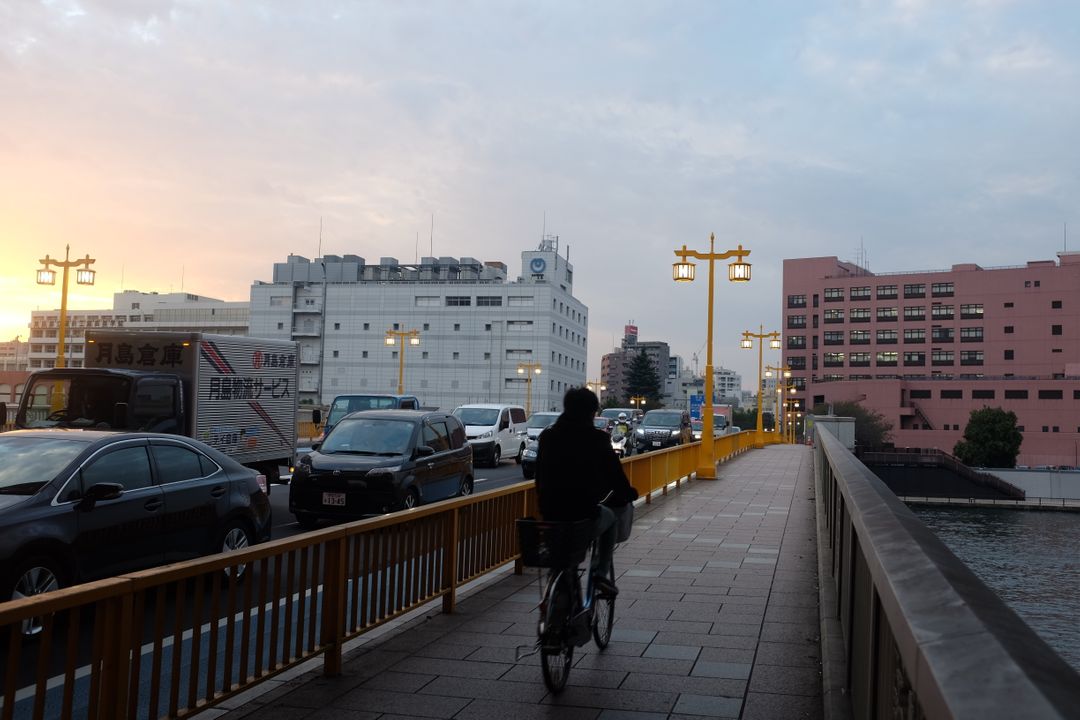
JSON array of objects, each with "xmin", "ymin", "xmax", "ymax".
[
  {"xmin": 585, "ymin": 378, "xmax": 607, "ymax": 403},
  {"xmin": 384, "ymin": 327, "xmax": 420, "ymax": 394},
  {"xmin": 516, "ymin": 362, "xmax": 542, "ymax": 415},
  {"xmin": 628, "ymin": 395, "xmax": 647, "ymax": 417},
  {"xmin": 740, "ymin": 325, "xmax": 781, "ymax": 442},
  {"xmin": 36, "ymin": 245, "xmax": 96, "ymax": 369},
  {"xmin": 673, "ymin": 234, "xmax": 751, "ymax": 480},
  {"xmin": 765, "ymin": 364, "xmax": 791, "ymax": 437}
]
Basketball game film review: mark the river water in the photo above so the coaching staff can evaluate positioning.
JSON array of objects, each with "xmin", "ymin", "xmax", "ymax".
[{"xmin": 911, "ymin": 506, "xmax": 1080, "ymax": 673}]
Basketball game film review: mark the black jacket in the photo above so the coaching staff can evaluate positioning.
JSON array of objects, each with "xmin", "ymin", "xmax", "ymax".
[{"xmin": 535, "ymin": 417, "xmax": 638, "ymax": 521}]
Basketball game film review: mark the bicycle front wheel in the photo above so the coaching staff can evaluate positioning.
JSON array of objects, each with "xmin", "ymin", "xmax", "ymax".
[
  {"xmin": 592, "ymin": 566, "xmax": 615, "ymax": 649},
  {"xmin": 540, "ymin": 571, "xmax": 574, "ymax": 693}
]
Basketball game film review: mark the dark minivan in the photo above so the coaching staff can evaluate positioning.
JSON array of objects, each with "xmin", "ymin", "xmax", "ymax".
[
  {"xmin": 632, "ymin": 409, "xmax": 693, "ymax": 453},
  {"xmin": 289, "ymin": 410, "xmax": 473, "ymax": 528}
]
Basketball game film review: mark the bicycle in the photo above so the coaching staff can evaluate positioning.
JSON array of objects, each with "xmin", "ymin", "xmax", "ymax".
[{"xmin": 515, "ymin": 503, "xmax": 632, "ymax": 693}]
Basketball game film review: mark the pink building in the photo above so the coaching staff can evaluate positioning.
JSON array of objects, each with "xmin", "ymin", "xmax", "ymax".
[{"xmin": 782, "ymin": 253, "xmax": 1080, "ymax": 467}]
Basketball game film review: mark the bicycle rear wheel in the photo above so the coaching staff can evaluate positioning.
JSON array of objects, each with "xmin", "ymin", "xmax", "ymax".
[
  {"xmin": 539, "ymin": 571, "xmax": 574, "ymax": 693},
  {"xmin": 592, "ymin": 564, "xmax": 615, "ymax": 649}
]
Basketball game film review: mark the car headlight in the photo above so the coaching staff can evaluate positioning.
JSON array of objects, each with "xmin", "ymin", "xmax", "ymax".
[
  {"xmin": 479, "ymin": 430, "xmax": 494, "ymax": 439},
  {"xmin": 368, "ymin": 465, "xmax": 404, "ymax": 477},
  {"xmin": 635, "ymin": 429, "xmax": 645, "ymax": 437}
]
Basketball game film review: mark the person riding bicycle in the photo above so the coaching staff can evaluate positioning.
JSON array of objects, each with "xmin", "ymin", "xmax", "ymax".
[{"xmin": 534, "ymin": 387, "xmax": 638, "ymax": 596}]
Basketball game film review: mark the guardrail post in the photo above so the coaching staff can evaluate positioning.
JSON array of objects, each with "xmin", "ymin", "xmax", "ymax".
[
  {"xmin": 442, "ymin": 508, "xmax": 460, "ymax": 613},
  {"xmin": 99, "ymin": 590, "xmax": 134, "ymax": 720},
  {"xmin": 515, "ymin": 490, "xmax": 527, "ymax": 575},
  {"xmin": 320, "ymin": 534, "xmax": 347, "ymax": 676}
]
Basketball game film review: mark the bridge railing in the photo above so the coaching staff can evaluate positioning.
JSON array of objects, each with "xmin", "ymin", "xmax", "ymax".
[
  {"xmin": 814, "ymin": 424, "xmax": 1080, "ymax": 719},
  {"xmin": 0, "ymin": 433, "xmax": 753, "ymax": 719}
]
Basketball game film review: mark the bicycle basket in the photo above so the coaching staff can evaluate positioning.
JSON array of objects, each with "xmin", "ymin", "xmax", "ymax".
[
  {"xmin": 613, "ymin": 503, "xmax": 634, "ymax": 543},
  {"xmin": 516, "ymin": 517, "xmax": 594, "ymax": 568}
]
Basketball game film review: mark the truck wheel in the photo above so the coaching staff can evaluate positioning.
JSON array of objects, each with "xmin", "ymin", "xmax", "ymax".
[
  {"xmin": 7, "ymin": 555, "xmax": 68, "ymax": 636},
  {"xmin": 295, "ymin": 513, "xmax": 319, "ymax": 531},
  {"xmin": 220, "ymin": 520, "xmax": 254, "ymax": 583}
]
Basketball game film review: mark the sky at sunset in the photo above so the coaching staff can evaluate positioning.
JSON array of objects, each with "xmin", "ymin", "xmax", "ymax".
[{"xmin": 2, "ymin": 0, "xmax": 1078, "ymax": 383}]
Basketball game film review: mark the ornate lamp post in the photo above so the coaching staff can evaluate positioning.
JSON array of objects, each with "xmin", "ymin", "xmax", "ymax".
[
  {"xmin": 628, "ymin": 395, "xmax": 647, "ymax": 416},
  {"xmin": 36, "ymin": 245, "xmax": 96, "ymax": 368},
  {"xmin": 585, "ymin": 378, "xmax": 607, "ymax": 403},
  {"xmin": 740, "ymin": 326, "xmax": 781, "ymax": 443},
  {"xmin": 765, "ymin": 365, "xmax": 792, "ymax": 441},
  {"xmin": 517, "ymin": 362, "xmax": 542, "ymax": 415},
  {"xmin": 384, "ymin": 327, "xmax": 420, "ymax": 394},
  {"xmin": 673, "ymin": 234, "xmax": 751, "ymax": 480}
]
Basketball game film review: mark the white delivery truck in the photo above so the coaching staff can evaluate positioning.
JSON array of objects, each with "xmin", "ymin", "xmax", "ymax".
[{"xmin": 13, "ymin": 331, "xmax": 303, "ymax": 484}]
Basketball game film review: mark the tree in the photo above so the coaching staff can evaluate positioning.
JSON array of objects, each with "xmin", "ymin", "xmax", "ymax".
[
  {"xmin": 812, "ymin": 400, "xmax": 893, "ymax": 450},
  {"xmin": 624, "ymin": 351, "xmax": 662, "ymax": 404},
  {"xmin": 732, "ymin": 408, "xmax": 756, "ymax": 429},
  {"xmin": 953, "ymin": 407, "xmax": 1022, "ymax": 468}
]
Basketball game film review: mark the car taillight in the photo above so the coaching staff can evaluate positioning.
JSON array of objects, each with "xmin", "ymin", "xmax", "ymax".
[{"xmin": 256, "ymin": 474, "xmax": 268, "ymax": 494}]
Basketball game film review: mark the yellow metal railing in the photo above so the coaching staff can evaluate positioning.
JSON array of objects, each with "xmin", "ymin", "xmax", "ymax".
[{"xmin": 0, "ymin": 433, "xmax": 756, "ymax": 719}]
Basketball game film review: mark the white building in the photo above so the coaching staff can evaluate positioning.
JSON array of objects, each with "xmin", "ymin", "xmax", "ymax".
[
  {"xmin": 0, "ymin": 338, "xmax": 29, "ymax": 371},
  {"xmin": 714, "ymin": 366, "xmax": 742, "ymax": 404},
  {"xmin": 248, "ymin": 237, "xmax": 588, "ymax": 412},
  {"xmin": 27, "ymin": 291, "xmax": 249, "ymax": 369}
]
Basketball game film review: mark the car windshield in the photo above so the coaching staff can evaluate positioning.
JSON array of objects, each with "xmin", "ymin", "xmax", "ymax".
[
  {"xmin": 526, "ymin": 413, "xmax": 559, "ymax": 429},
  {"xmin": 453, "ymin": 408, "xmax": 500, "ymax": 426},
  {"xmin": 593, "ymin": 418, "xmax": 609, "ymax": 429},
  {"xmin": 0, "ymin": 436, "xmax": 89, "ymax": 494},
  {"xmin": 600, "ymin": 409, "xmax": 631, "ymax": 419},
  {"xmin": 326, "ymin": 396, "xmax": 404, "ymax": 426},
  {"xmin": 643, "ymin": 412, "xmax": 682, "ymax": 428},
  {"xmin": 691, "ymin": 421, "xmax": 703, "ymax": 430},
  {"xmin": 321, "ymin": 418, "xmax": 415, "ymax": 455},
  {"xmin": 19, "ymin": 375, "xmax": 131, "ymax": 430}
]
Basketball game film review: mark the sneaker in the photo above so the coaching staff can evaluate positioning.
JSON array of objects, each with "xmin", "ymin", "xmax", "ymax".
[{"xmin": 593, "ymin": 576, "xmax": 619, "ymax": 598}]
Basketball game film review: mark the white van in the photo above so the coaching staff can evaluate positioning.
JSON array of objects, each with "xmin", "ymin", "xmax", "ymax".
[{"xmin": 452, "ymin": 403, "xmax": 527, "ymax": 467}]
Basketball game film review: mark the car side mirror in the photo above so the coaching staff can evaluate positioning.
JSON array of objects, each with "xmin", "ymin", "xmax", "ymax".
[
  {"xmin": 415, "ymin": 445, "xmax": 435, "ymax": 457},
  {"xmin": 79, "ymin": 482, "xmax": 124, "ymax": 511},
  {"xmin": 311, "ymin": 442, "xmax": 321, "ymax": 452}
]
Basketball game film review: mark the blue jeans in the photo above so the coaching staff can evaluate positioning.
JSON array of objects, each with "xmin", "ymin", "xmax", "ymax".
[{"xmin": 592, "ymin": 505, "xmax": 617, "ymax": 578}]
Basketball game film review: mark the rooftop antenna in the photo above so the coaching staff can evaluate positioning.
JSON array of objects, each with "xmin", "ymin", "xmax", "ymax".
[
  {"xmin": 317, "ymin": 216, "xmax": 323, "ymax": 258},
  {"xmin": 430, "ymin": 213, "xmax": 434, "ymax": 257},
  {"xmin": 541, "ymin": 211, "xmax": 546, "ymax": 250},
  {"xmin": 415, "ymin": 231, "xmax": 419, "ymax": 264},
  {"xmin": 180, "ymin": 265, "xmax": 185, "ymax": 292},
  {"xmin": 1065, "ymin": 222, "xmax": 1068, "ymax": 252}
]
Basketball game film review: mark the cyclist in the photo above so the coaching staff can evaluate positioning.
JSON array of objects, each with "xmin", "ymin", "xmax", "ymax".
[{"xmin": 535, "ymin": 387, "xmax": 638, "ymax": 595}]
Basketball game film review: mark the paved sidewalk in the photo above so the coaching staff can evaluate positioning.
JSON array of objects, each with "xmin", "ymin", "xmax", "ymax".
[{"xmin": 216, "ymin": 444, "xmax": 822, "ymax": 720}]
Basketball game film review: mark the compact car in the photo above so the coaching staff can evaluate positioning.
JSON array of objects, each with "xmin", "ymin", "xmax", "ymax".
[
  {"xmin": 0, "ymin": 430, "xmax": 272, "ymax": 623},
  {"xmin": 289, "ymin": 410, "xmax": 473, "ymax": 528}
]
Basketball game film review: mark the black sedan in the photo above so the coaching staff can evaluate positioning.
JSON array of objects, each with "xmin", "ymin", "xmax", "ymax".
[
  {"xmin": 289, "ymin": 410, "xmax": 474, "ymax": 528},
  {"xmin": 0, "ymin": 430, "xmax": 272, "ymax": 626}
]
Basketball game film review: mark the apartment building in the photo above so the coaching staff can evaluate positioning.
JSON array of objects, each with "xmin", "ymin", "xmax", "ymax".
[
  {"xmin": 782, "ymin": 253, "xmax": 1080, "ymax": 466},
  {"xmin": 248, "ymin": 237, "xmax": 587, "ymax": 411},
  {"xmin": 26, "ymin": 291, "xmax": 249, "ymax": 369},
  {"xmin": 600, "ymin": 325, "xmax": 671, "ymax": 406}
]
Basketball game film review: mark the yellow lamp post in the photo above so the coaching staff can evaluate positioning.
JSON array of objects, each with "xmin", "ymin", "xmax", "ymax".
[
  {"xmin": 384, "ymin": 327, "xmax": 420, "ymax": 394},
  {"xmin": 36, "ymin": 245, "xmax": 96, "ymax": 369},
  {"xmin": 516, "ymin": 362, "xmax": 542, "ymax": 415},
  {"xmin": 765, "ymin": 365, "xmax": 792, "ymax": 440},
  {"xmin": 628, "ymin": 395, "xmax": 647, "ymax": 416},
  {"xmin": 740, "ymin": 326, "xmax": 781, "ymax": 444},
  {"xmin": 585, "ymin": 378, "xmax": 607, "ymax": 403},
  {"xmin": 785, "ymin": 389, "xmax": 801, "ymax": 443},
  {"xmin": 673, "ymin": 234, "xmax": 751, "ymax": 480}
]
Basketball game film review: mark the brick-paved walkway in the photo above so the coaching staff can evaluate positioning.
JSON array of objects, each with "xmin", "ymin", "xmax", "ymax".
[{"xmin": 214, "ymin": 444, "xmax": 822, "ymax": 720}]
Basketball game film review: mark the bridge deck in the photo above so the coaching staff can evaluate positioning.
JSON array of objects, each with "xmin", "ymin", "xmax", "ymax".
[{"xmin": 213, "ymin": 444, "xmax": 821, "ymax": 720}]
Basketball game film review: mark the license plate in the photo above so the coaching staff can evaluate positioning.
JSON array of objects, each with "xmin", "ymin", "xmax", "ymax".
[
  {"xmin": 322, "ymin": 492, "xmax": 346, "ymax": 507},
  {"xmin": 652, "ymin": 441, "xmax": 661, "ymax": 447}
]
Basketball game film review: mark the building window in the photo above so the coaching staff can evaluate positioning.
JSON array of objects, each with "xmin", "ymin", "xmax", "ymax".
[
  {"xmin": 421, "ymin": 351, "xmax": 429, "ymax": 359},
  {"xmin": 391, "ymin": 351, "xmax": 398, "ymax": 359},
  {"xmin": 876, "ymin": 307, "xmax": 898, "ymax": 322},
  {"xmin": 508, "ymin": 296, "xmax": 535, "ymax": 307},
  {"xmin": 823, "ymin": 353, "xmax": 845, "ymax": 367},
  {"xmin": 960, "ymin": 327, "xmax": 983, "ymax": 342},
  {"xmin": 931, "ymin": 304, "xmax": 954, "ymax": 320},
  {"xmin": 823, "ymin": 331, "xmax": 844, "ymax": 345},
  {"xmin": 903, "ymin": 352, "xmax": 925, "ymax": 366},
  {"xmin": 477, "ymin": 296, "xmax": 503, "ymax": 306},
  {"xmin": 941, "ymin": 389, "xmax": 962, "ymax": 399},
  {"xmin": 277, "ymin": 322, "xmax": 284, "ymax": 330},
  {"xmin": 787, "ymin": 294, "xmax": 807, "ymax": 308},
  {"xmin": 849, "ymin": 286, "xmax": 871, "ymax": 301},
  {"xmin": 824, "ymin": 288, "xmax": 844, "ymax": 302},
  {"xmin": 876, "ymin": 285, "xmax": 898, "ymax": 299},
  {"xmin": 960, "ymin": 350, "xmax": 983, "ymax": 366},
  {"xmin": 972, "ymin": 389, "xmax": 995, "ymax": 399},
  {"xmin": 903, "ymin": 306, "xmax": 925, "ymax": 321},
  {"xmin": 484, "ymin": 352, "xmax": 491, "ymax": 360},
  {"xmin": 931, "ymin": 327, "xmax": 954, "ymax": 343},
  {"xmin": 452, "ymin": 352, "xmax": 460, "ymax": 360},
  {"xmin": 788, "ymin": 356, "xmax": 806, "ymax": 370},
  {"xmin": 850, "ymin": 330, "xmax": 871, "ymax": 345},
  {"xmin": 453, "ymin": 323, "xmax": 461, "ymax": 331},
  {"xmin": 876, "ymin": 351, "xmax": 898, "ymax": 367},
  {"xmin": 415, "ymin": 296, "xmax": 441, "ymax": 306},
  {"xmin": 960, "ymin": 304, "xmax": 983, "ymax": 319},
  {"xmin": 849, "ymin": 352, "xmax": 871, "ymax": 367},
  {"xmin": 446, "ymin": 296, "xmax": 472, "ymax": 306},
  {"xmin": 903, "ymin": 283, "xmax": 925, "ymax": 298},
  {"xmin": 877, "ymin": 329, "xmax": 898, "ymax": 344},
  {"xmin": 333, "ymin": 322, "xmax": 340, "ymax": 331},
  {"xmin": 1052, "ymin": 324, "xmax": 1063, "ymax": 335},
  {"xmin": 361, "ymin": 351, "xmax": 368, "ymax": 358},
  {"xmin": 1004, "ymin": 389, "xmax": 1027, "ymax": 399},
  {"xmin": 848, "ymin": 308, "xmax": 870, "ymax": 323},
  {"xmin": 1003, "ymin": 349, "xmax": 1014, "ymax": 360},
  {"xmin": 363, "ymin": 323, "xmax": 370, "ymax": 330},
  {"xmin": 931, "ymin": 282, "xmax": 954, "ymax": 297},
  {"xmin": 1038, "ymin": 389, "xmax": 1063, "ymax": 399},
  {"xmin": 1052, "ymin": 300, "xmax": 1062, "ymax": 309},
  {"xmin": 787, "ymin": 315, "xmax": 807, "ymax": 328},
  {"xmin": 910, "ymin": 389, "xmax": 931, "ymax": 399},
  {"xmin": 787, "ymin": 335, "xmax": 806, "ymax": 349},
  {"xmin": 903, "ymin": 329, "xmax": 925, "ymax": 343},
  {"xmin": 931, "ymin": 350, "xmax": 954, "ymax": 366},
  {"xmin": 332, "ymin": 350, "xmax": 339, "ymax": 358}
]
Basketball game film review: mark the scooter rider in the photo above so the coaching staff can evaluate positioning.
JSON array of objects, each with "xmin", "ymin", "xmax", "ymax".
[{"xmin": 614, "ymin": 412, "xmax": 631, "ymax": 437}]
